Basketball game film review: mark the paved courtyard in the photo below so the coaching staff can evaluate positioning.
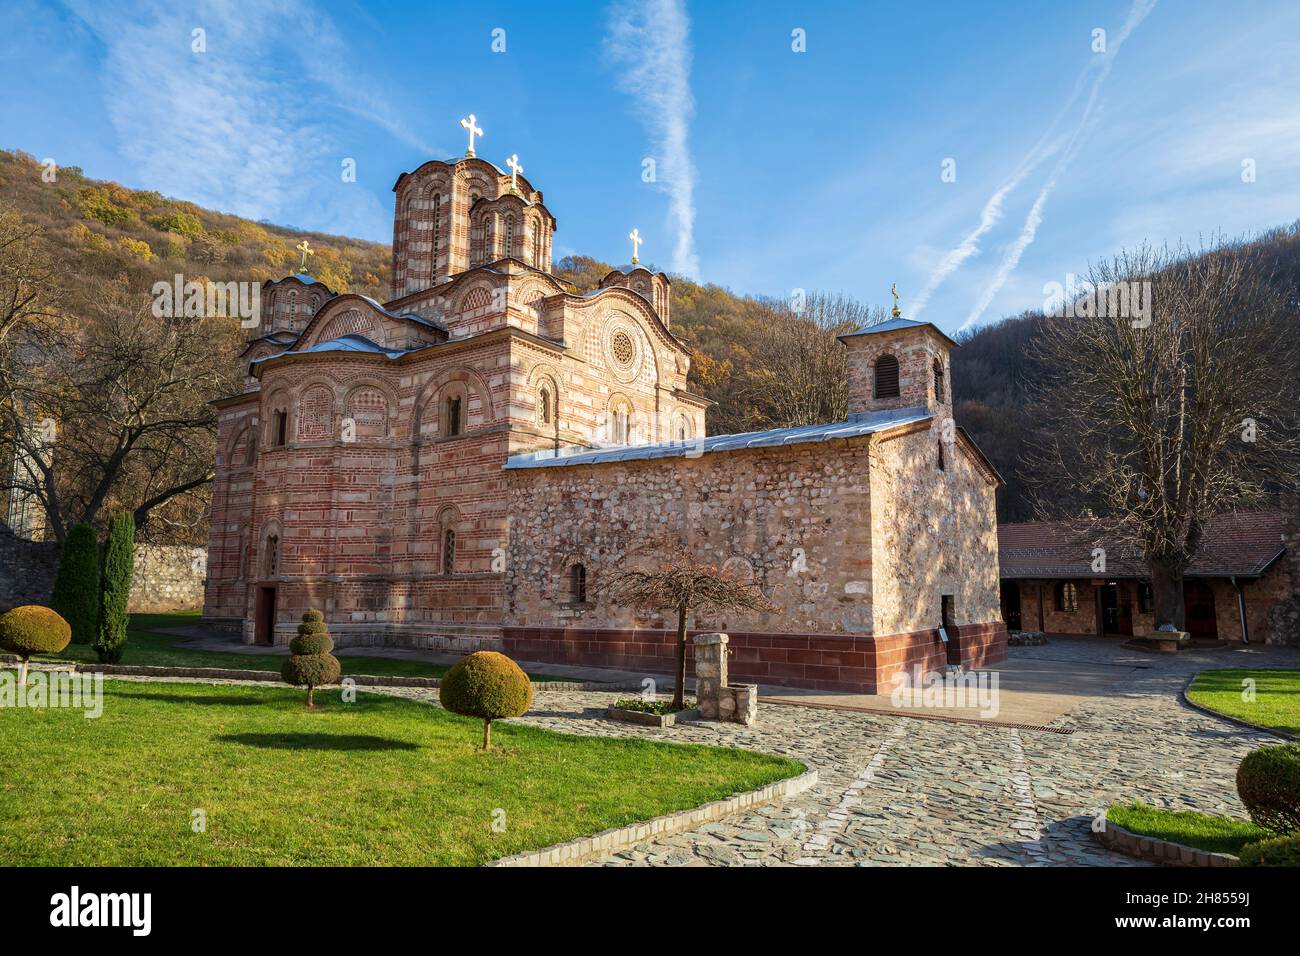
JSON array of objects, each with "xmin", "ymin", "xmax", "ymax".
[{"xmin": 380, "ymin": 637, "xmax": 1298, "ymax": 866}]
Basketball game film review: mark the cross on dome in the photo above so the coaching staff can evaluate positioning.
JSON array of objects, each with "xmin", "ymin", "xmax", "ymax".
[
  {"xmin": 506, "ymin": 154, "xmax": 523, "ymax": 193},
  {"xmin": 628, "ymin": 228, "xmax": 642, "ymax": 265},
  {"xmin": 459, "ymin": 114, "xmax": 483, "ymax": 157},
  {"xmin": 296, "ymin": 239, "xmax": 314, "ymax": 273}
]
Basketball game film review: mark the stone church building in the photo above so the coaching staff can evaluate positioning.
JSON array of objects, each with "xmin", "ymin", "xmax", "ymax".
[{"xmin": 203, "ymin": 146, "xmax": 1008, "ymax": 693}]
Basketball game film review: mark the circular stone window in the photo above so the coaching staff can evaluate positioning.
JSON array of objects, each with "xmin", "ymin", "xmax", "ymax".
[{"xmin": 612, "ymin": 331, "xmax": 635, "ymax": 367}]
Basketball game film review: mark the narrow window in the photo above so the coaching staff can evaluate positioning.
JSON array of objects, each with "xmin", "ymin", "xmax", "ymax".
[
  {"xmin": 504, "ymin": 216, "xmax": 514, "ymax": 259},
  {"xmin": 446, "ymin": 396, "xmax": 462, "ymax": 436},
  {"xmin": 442, "ymin": 529, "xmax": 456, "ymax": 574},
  {"xmin": 274, "ymin": 410, "xmax": 287, "ymax": 447},
  {"xmin": 937, "ymin": 441, "xmax": 945, "ymax": 471},
  {"xmin": 1138, "ymin": 582, "xmax": 1153, "ymax": 614},
  {"xmin": 933, "ymin": 357, "xmax": 946, "ymax": 403},
  {"xmin": 266, "ymin": 535, "xmax": 279, "ymax": 577},
  {"xmin": 431, "ymin": 193, "xmax": 441, "ymax": 279},
  {"xmin": 532, "ymin": 224, "xmax": 542, "ymax": 265},
  {"xmin": 1056, "ymin": 582, "xmax": 1079, "ymax": 613},
  {"xmin": 873, "ymin": 355, "xmax": 900, "ymax": 398},
  {"xmin": 538, "ymin": 387, "xmax": 552, "ymax": 425},
  {"xmin": 570, "ymin": 564, "xmax": 587, "ymax": 603}
]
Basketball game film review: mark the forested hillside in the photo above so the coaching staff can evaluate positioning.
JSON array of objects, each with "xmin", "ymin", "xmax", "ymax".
[{"xmin": 2, "ymin": 148, "xmax": 1295, "ymax": 535}]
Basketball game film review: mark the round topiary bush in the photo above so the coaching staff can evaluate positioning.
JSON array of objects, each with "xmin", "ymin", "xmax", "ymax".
[
  {"xmin": 280, "ymin": 609, "xmax": 340, "ymax": 708},
  {"xmin": 1236, "ymin": 744, "xmax": 1300, "ymax": 834},
  {"xmin": 1238, "ymin": 834, "xmax": 1300, "ymax": 866},
  {"xmin": 439, "ymin": 651, "xmax": 533, "ymax": 750},
  {"xmin": 0, "ymin": 605, "xmax": 72, "ymax": 686}
]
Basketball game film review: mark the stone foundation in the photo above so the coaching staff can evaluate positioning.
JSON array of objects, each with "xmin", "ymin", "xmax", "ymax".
[{"xmin": 502, "ymin": 620, "xmax": 1007, "ymax": 694}]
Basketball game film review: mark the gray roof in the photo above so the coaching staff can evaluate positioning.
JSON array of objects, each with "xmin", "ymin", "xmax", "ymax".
[
  {"xmin": 838, "ymin": 317, "xmax": 958, "ymax": 347},
  {"xmin": 250, "ymin": 335, "xmax": 407, "ymax": 365},
  {"xmin": 504, "ymin": 406, "xmax": 932, "ymax": 470}
]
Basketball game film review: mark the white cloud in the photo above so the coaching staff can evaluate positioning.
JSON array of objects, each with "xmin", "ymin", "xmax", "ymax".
[
  {"xmin": 59, "ymin": 0, "xmax": 434, "ymax": 237},
  {"xmin": 605, "ymin": 0, "xmax": 699, "ymax": 278}
]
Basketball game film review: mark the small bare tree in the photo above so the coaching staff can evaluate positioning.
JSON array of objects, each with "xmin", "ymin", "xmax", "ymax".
[
  {"xmin": 600, "ymin": 550, "xmax": 775, "ymax": 710},
  {"xmin": 1028, "ymin": 243, "xmax": 1300, "ymax": 629}
]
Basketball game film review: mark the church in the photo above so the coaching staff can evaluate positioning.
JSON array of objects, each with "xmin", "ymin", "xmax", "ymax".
[{"xmin": 202, "ymin": 119, "xmax": 1008, "ymax": 693}]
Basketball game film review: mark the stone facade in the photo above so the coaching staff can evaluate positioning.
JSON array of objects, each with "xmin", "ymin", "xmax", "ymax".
[
  {"xmin": 203, "ymin": 143, "xmax": 1009, "ymax": 687},
  {"xmin": 693, "ymin": 633, "xmax": 758, "ymax": 724}
]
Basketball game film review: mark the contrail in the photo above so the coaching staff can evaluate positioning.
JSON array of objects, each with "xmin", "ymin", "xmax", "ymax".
[
  {"xmin": 912, "ymin": 0, "xmax": 1157, "ymax": 321},
  {"xmin": 606, "ymin": 0, "xmax": 699, "ymax": 278},
  {"xmin": 959, "ymin": 0, "xmax": 1158, "ymax": 331}
]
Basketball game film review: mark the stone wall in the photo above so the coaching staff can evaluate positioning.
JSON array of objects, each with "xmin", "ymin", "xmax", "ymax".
[{"xmin": 0, "ymin": 525, "xmax": 207, "ymax": 614}]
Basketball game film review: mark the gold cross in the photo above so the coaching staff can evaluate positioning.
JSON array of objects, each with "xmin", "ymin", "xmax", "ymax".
[
  {"xmin": 296, "ymin": 240, "xmax": 314, "ymax": 273},
  {"xmin": 890, "ymin": 282, "xmax": 901, "ymax": 318}
]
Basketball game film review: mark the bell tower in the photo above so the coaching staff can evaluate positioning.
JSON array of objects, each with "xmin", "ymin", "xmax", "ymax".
[{"xmin": 838, "ymin": 295, "xmax": 956, "ymax": 419}]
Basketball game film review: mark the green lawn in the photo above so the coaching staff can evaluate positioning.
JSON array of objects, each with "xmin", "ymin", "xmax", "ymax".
[
  {"xmin": 1107, "ymin": 802, "xmax": 1271, "ymax": 856},
  {"xmin": 0, "ymin": 680, "xmax": 803, "ymax": 866},
  {"xmin": 37, "ymin": 612, "xmax": 571, "ymax": 682},
  {"xmin": 1186, "ymin": 668, "xmax": 1300, "ymax": 737}
]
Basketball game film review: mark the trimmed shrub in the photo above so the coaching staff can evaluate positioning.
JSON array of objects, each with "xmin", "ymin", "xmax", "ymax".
[
  {"xmin": 1238, "ymin": 834, "xmax": 1300, "ymax": 866},
  {"xmin": 281, "ymin": 610, "xmax": 340, "ymax": 708},
  {"xmin": 0, "ymin": 606, "xmax": 72, "ymax": 685},
  {"xmin": 94, "ymin": 513, "xmax": 135, "ymax": 664},
  {"xmin": 1236, "ymin": 744, "xmax": 1300, "ymax": 834},
  {"xmin": 439, "ymin": 651, "xmax": 533, "ymax": 750},
  {"xmin": 50, "ymin": 523, "xmax": 99, "ymax": 644}
]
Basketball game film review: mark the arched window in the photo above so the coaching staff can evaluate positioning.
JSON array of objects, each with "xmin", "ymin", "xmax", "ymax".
[
  {"xmin": 933, "ymin": 357, "xmax": 946, "ymax": 403},
  {"xmin": 503, "ymin": 216, "xmax": 514, "ymax": 259},
  {"xmin": 272, "ymin": 409, "xmax": 288, "ymax": 447},
  {"xmin": 1055, "ymin": 582, "xmax": 1079, "ymax": 613},
  {"xmin": 532, "ymin": 223, "xmax": 542, "ymax": 266},
  {"xmin": 442, "ymin": 529, "xmax": 456, "ymax": 575},
  {"xmin": 265, "ymin": 534, "xmax": 279, "ymax": 578},
  {"xmin": 538, "ymin": 386, "xmax": 552, "ymax": 425},
  {"xmin": 288, "ymin": 290, "xmax": 297, "ymax": 320},
  {"xmin": 570, "ymin": 564, "xmax": 587, "ymax": 603},
  {"xmin": 431, "ymin": 193, "xmax": 441, "ymax": 279},
  {"xmin": 873, "ymin": 355, "xmax": 900, "ymax": 398},
  {"xmin": 445, "ymin": 395, "xmax": 462, "ymax": 436},
  {"xmin": 609, "ymin": 400, "xmax": 632, "ymax": 444}
]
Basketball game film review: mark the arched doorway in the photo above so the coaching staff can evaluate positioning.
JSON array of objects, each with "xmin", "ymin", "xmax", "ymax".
[{"xmin": 1183, "ymin": 579, "xmax": 1218, "ymax": 640}]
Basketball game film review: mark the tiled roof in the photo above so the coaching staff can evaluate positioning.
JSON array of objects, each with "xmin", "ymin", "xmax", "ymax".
[
  {"xmin": 998, "ymin": 511, "xmax": 1288, "ymax": 579},
  {"xmin": 504, "ymin": 406, "xmax": 932, "ymax": 470}
]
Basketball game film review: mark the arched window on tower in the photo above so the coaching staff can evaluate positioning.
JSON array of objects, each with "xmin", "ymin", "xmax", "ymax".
[
  {"xmin": 873, "ymin": 354, "xmax": 900, "ymax": 398},
  {"xmin": 445, "ymin": 395, "xmax": 463, "ymax": 437},
  {"xmin": 532, "ymin": 223, "xmax": 542, "ymax": 266},
  {"xmin": 538, "ymin": 385, "xmax": 552, "ymax": 425},
  {"xmin": 503, "ymin": 216, "xmax": 514, "ymax": 259},
  {"xmin": 933, "ymin": 357, "xmax": 946, "ymax": 403},
  {"xmin": 431, "ymin": 193, "xmax": 441, "ymax": 279}
]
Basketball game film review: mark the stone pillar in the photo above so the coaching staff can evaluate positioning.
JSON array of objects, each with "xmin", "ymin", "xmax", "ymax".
[
  {"xmin": 692, "ymin": 633, "xmax": 758, "ymax": 726},
  {"xmin": 693, "ymin": 632, "xmax": 727, "ymax": 720}
]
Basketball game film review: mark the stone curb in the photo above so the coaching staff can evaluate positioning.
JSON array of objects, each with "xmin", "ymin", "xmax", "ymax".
[
  {"xmin": 1178, "ymin": 674, "xmax": 1300, "ymax": 742},
  {"xmin": 0, "ymin": 656, "xmax": 635, "ymax": 692},
  {"xmin": 486, "ymin": 768, "xmax": 819, "ymax": 867},
  {"xmin": 1094, "ymin": 819, "xmax": 1239, "ymax": 867}
]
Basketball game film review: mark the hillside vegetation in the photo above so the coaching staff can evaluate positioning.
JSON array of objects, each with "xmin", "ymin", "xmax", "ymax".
[{"xmin": 3, "ymin": 148, "xmax": 1296, "ymax": 531}]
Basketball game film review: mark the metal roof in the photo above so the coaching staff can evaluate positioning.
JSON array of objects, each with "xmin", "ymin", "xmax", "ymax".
[
  {"xmin": 504, "ymin": 406, "xmax": 932, "ymax": 470},
  {"xmin": 837, "ymin": 316, "xmax": 959, "ymax": 347},
  {"xmin": 250, "ymin": 335, "xmax": 408, "ymax": 365}
]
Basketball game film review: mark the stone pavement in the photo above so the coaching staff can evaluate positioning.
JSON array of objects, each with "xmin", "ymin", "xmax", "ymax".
[{"xmin": 376, "ymin": 637, "xmax": 1299, "ymax": 866}]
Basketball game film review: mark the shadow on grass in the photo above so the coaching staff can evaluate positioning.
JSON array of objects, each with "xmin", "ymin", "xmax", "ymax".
[
  {"xmin": 214, "ymin": 732, "xmax": 421, "ymax": 752},
  {"xmin": 113, "ymin": 690, "xmax": 273, "ymax": 707}
]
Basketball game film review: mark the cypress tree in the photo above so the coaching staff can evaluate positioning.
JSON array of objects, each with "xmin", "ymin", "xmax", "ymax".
[
  {"xmin": 50, "ymin": 522, "xmax": 99, "ymax": 644},
  {"xmin": 94, "ymin": 513, "xmax": 135, "ymax": 664}
]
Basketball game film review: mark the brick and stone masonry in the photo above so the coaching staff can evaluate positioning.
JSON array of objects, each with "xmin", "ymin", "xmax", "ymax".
[{"xmin": 202, "ymin": 141, "xmax": 1010, "ymax": 690}]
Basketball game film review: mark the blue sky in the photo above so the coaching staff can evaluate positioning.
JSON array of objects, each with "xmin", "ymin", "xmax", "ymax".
[{"xmin": 2, "ymin": 0, "xmax": 1298, "ymax": 334}]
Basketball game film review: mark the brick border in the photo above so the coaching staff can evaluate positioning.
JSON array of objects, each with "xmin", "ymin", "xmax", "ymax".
[
  {"xmin": 486, "ymin": 768, "xmax": 819, "ymax": 867},
  {"xmin": 1178, "ymin": 673, "xmax": 1299, "ymax": 741},
  {"xmin": 1094, "ymin": 819, "xmax": 1239, "ymax": 867},
  {"xmin": 0, "ymin": 656, "xmax": 635, "ymax": 692}
]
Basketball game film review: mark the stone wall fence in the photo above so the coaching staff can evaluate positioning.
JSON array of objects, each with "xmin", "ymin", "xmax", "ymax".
[{"xmin": 0, "ymin": 524, "xmax": 207, "ymax": 614}]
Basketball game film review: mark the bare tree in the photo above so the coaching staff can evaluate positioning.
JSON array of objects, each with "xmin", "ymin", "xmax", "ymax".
[
  {"xmin": 1028, "ymin": 243, "xmax": 1300, "ymax": 629},
  {"xmin": 0, "ymin": 281, "xmax": 240, "ymax": 542},
  {"xmin": 599, "ymin": 549, "xmax": 775, "ymax": 710}
]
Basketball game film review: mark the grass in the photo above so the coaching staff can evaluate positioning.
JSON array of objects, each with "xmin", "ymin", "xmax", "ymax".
[
  {"xmin": 1106, "ymin": 802, "xmax": 1271, "ymax": 856},
  {"xmin": 1186, "ymin": 668, "xmax": 1300, "ymax": 737},
  {"xmin": 0, "ymin": 680, "xmax": 802, "ymax": 865},
  {"xmin": 34, "ymin": 612, "xmax": 573, "ymax": 682}
]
